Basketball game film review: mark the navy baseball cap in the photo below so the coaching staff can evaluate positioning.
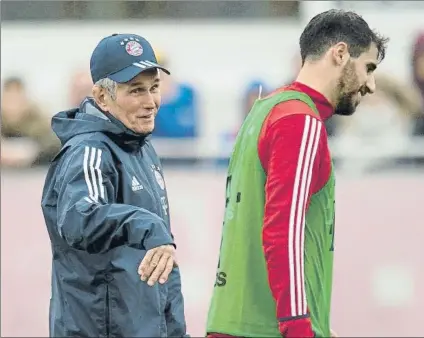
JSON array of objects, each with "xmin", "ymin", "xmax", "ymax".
[{"xmin": 90, "ymin": 33, "xmax": 170, "ymax": 84}]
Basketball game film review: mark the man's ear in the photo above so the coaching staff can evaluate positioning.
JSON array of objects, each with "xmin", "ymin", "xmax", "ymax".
[
  {"xmin": 331, "ymin": 42, "xmax": 350, "ymax": 67},
  {"xmin": 92, "ymin": 85, "xmax": 110, "ymax": 112}
]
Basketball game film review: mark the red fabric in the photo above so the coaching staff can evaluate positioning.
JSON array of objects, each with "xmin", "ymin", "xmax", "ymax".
[
  {"xmin": 257, "ymin": 82, "xmax": 334, "ymax": 337},
  {"xmin": 263, "ymin": 82, "xmax": 334, "ymax": 121}
]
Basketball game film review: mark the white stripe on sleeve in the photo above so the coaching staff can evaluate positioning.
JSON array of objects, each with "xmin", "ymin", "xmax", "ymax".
[
  {"xmin": 288, "ymin": 115, "xmax": 322, "ymax": 317},
  {"xmin": 83, "ymin": 146, "xmax": 95, "ymax": 202},
  {"xmin": 83, "ymin": 146, "xmax": 104, "ymax": 203},
  {"xmin": 301, "ymin": 120, "xmax": 322, "ymax": 315},
  {"xmin": 95, "ymin": 149, "xmax": 105, "ymax": 199}
]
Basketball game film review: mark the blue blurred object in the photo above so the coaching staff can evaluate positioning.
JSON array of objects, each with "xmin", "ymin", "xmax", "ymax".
[
  {"xmin": 154, "ymin": 83, "xmax": 198, "ymax": 138},
  {"xmin": 242, "ymin": 80, "xmax": 269, "ymax": 118}
]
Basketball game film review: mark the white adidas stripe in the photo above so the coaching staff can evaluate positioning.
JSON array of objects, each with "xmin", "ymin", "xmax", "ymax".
[
  {"xmin": 288, "ymin": 115, "xmax": 322, "ymax": 317},
  {"xmin": 96, "ymin": 149, "xmax": 105, "ymax": 200},
  {"xmin": 132, "ymin": 60, "xmax": 161, "ymax": 69},
  {"xmin": 83, "ymin": 146, "xmax": 105, "ymax": 203},
  {"xmin": 133, "ymin": 62, "xmax": 146, "ymax": 69},
  {"xmin": 143, "ymin": 60, "xmax": 159, "ymax": 67},
  {"xmin": 132, "ymin": 176, "xmax": 140, "ymax": 186},
  {"xmin": 301, "ymin": 119, "xmax": 322, "ymax": 315}
]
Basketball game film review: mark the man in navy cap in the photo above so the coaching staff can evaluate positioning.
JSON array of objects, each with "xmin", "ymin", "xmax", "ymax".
[{"xmin": 41, "ymin": 34, "xmax": 188, "ymax": 337}]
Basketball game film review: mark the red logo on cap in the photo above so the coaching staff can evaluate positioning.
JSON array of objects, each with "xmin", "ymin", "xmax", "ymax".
[{"xmin": 125, "ymin": 41, "xmax": 143, "ymax": 56}]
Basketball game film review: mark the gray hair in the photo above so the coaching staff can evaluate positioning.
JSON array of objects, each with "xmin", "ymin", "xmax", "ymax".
[{"xmin": 94, "ymin": 78, "xmax": 117, "ymax": 100}]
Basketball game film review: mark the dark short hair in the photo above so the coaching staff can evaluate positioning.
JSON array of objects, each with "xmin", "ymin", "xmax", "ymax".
[
  {"xmin": 3, "ymin": 76, "xmax": 24, "ymax": 89},
  {"xmin": 299, "ymin": 9, "xmax": 389, "ymax": 64}
]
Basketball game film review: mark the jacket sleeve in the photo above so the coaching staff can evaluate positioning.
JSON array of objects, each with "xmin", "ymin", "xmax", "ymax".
[
  {"xmin": 55, "ymin": 142, "xmax": 174, "ymax": 254},
  {"xmin": 164, "ymin": 267, "xmax": 189, "ymax": 337},
  {"xmin": 259, "ymin": 109, "xmax": 324, "ymax": 337}
]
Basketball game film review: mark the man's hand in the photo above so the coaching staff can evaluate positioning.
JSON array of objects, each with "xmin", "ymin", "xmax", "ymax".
[
  {"xmin": 138, "ymin": 244, "xmax": 176, "ymax": 286},
  {"xmin": 330, "ymin": 329, "xmax": 338, "ymax": 337}
]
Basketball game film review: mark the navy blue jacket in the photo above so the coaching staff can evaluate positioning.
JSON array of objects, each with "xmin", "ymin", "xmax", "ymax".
[{"xmin": 41, "ymin": 98, "xmax": 187, "ymax": 337}]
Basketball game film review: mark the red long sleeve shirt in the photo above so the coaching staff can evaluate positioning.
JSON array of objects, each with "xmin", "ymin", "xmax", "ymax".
[
  {"xmin": 208, "ymin": 83, "xmax": 334, "ymax": 338},
  {"xmin": 258, "ymin": 82, "xmax": 334, "ymax": 337}
]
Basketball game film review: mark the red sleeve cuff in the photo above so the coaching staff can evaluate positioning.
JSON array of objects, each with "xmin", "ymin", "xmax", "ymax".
[{"xmin": 279, "ymin": 317, "xmax": 315, "ymax": 338}]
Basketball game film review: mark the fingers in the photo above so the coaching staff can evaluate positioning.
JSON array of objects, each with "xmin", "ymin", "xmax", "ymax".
[
  {"xmin": 147, "ymin": 252, "xmax": 171, "ymax": 286},
  {"xmin": 138, "ymin": 245, "xmax": 175, "ymax": 285},
  {"xmin": 158, "ymin": 256, "xmax": 174, "ymax": 284},
  {"xmin": 138, "ymin": 249, "xmax": 155, "ymax": 278},
  {"xmin": 140, "ymin": 250, "xmax": 162, "ymax": 281}
]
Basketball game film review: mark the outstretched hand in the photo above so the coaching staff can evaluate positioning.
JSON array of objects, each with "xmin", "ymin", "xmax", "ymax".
[{"xmin": 138, "ymin": 244, "xmax": 176, "ymax": 286}]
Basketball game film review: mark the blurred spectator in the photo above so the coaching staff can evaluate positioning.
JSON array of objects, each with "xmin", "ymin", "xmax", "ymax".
[
  {"xmin": 1, "ymin": 77, "xmax": 60, "ymax": 167},
  {"xmin": 68, "ymin": 68, "xmax": 93, "ymax": 107},
  {"xmin": 333, "ymin": 73, "xmax": 422, "ymax": 173},
  {"xmin": 217, "ymin": 79, "xmax": 269, "ymax": 165},
  {"xmin": 242, "ymin": 80, "xmax": 270, "ymax": 118},
  {"xmin": 411, "ymin": 31, "xmax": 424, "ymax": 136},
  {"xmin": 153, "ymin": 50, "xmax": 199, "ymax": 138}
]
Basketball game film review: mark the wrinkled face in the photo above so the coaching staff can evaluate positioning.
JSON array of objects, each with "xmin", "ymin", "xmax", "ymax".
[
  {"xmin": 104, "ymin": 69, "xmax": 161, "ymax": 135},
  {"xmin": 334, "ymin": 43, "xmax": 379, "ymax": 116}
]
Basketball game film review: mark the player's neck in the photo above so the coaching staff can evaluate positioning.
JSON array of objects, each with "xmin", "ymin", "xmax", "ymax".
[{"xmin": 295, "ymin": 65, "xmax": 337, "ymax": 107}]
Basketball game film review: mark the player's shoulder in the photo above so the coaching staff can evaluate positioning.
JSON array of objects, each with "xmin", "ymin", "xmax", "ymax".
[
  {"xmin": 53, "ymin": 134, "xmax": 113, "ymax": 166},
  {"xmin": 267, "ymin": 98, "xmax": 320, "ymax": 127},
  {"xmin": 68, "ymin": 133, "xmax": 113, "ymax": 151}
]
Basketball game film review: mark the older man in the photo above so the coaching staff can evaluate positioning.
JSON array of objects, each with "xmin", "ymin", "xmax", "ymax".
[{"xmin": 41, "ymin": 33, "xmax": 188, "ymax": 337}]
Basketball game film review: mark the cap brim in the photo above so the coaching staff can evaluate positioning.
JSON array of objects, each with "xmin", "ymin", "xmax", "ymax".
[{"xmin": 108, "ymin": 61, "xmax": 170, "ymax": 83}]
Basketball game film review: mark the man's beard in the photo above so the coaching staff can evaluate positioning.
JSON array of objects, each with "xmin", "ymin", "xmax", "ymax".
[
  {"xmin": 334, "ymin": 62, "xmax": 360, "ymax": 116},
  {"xmin": 334, "ymin": 91, "xmax": 357, "ymax": 116}
]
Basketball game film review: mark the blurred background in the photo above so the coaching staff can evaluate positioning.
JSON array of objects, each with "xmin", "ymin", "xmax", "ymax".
[{"xmin": 1, "ymin": 0, "xmax": 423, "ymax": 336}]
